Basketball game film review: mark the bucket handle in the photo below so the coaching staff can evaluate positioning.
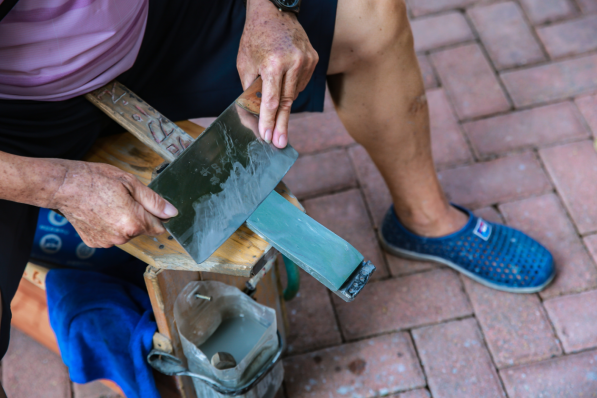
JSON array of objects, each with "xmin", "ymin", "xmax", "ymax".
[{"xmin": 147, "ymin": 332, "xmax": 283, "ymax": 396}]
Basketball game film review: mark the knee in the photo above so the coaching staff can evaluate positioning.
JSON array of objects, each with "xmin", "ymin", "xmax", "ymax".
[
  {"xmin": 331, "ymin": 0, "xmax": 414, "ymax": 73},
  {"xmin": 366, "ymin": 0, "xmax": 412, "ymax": 56}
]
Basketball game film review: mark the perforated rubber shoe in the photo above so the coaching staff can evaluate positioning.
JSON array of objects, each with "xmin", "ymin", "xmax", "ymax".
[{"xmin": 379, "ymin": 205, "xmax": 555, "ymax": 293}]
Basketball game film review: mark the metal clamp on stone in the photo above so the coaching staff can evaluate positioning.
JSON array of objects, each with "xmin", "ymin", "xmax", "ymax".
[{"xmin": 86, "ymin": 78, "xmax": 376, "ymax": 302}]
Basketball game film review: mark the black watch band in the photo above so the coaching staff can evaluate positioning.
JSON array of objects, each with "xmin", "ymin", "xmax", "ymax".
[
  {"xmin": 242, "ymin": 0, "xmax": 300, "ymax": 14},
  {"xmin": 269, "ymin": 0, "xmax": 301, "ymax": 14}
]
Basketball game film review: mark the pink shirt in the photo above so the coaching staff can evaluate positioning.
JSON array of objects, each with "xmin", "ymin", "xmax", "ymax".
[{"xmin": 0, "ymin": 0, "xmax": 148, "ymax": 101}]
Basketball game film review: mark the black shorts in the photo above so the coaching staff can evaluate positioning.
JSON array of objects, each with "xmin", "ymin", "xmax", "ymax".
[{"xmin": 0, "ymin": 0, "xmax": 338, "ymax": 359}]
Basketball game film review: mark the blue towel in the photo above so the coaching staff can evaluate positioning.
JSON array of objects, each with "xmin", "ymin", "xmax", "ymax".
[{"xmin": 46, "ymin": 269, "xmax": 160, "ymax": 398}]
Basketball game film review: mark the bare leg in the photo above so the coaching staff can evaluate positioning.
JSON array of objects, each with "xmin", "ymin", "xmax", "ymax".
[{"xmin": 327, "ymin": 0, "xmax": 467, "ymax": 237}]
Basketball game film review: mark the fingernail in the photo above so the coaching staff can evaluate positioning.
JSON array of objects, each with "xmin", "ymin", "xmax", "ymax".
[
  {"xmin": 164, "ymin": 202, "xmax": 178, "ymax": 217},
  {"xmin": 278, "ymin": 134, "xmax": 287, "ymax": 148},
  {"xmin": 264, "ymin": 129, "xmax": 273, "ymax": 143}
]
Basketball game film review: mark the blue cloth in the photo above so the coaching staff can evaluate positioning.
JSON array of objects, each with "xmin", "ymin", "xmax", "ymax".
[{"xmin": 46, "ymin": 269, "xmax": 159, "ymax": 398}]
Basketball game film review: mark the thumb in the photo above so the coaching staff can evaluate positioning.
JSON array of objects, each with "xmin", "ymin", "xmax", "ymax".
[{"xmin": 128, "ymin": 180, "xmax": 178, "ymax": 219}]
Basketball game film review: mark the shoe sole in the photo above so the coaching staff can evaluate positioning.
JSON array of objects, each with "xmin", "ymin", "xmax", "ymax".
[{"xmin": 378, "ymin": 231, "xmax": 555, "ymax": 294}]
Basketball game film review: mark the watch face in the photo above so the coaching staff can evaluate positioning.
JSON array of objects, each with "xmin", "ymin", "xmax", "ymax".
[{"xmin": 278, "ymin": 0, "xmax": 300, "ymax": 7}]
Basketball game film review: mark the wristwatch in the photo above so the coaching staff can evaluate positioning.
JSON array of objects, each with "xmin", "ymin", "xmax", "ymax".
[{"xmin": 269, "ymin": 0, "xmax": 301, "ymax": 14}]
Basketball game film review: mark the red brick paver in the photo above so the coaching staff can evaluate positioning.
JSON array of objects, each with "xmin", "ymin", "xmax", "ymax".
[
  {"xmin": 428, "ymin": 88, "xmax": 473, "ymax": 168},
  {"xmin": 288, "ymin": 111, "xmax": 354, "ymax": 154},
  {"xmin": 517, "ymin": 0, "xmax": 577, "ymax": 25},
  {"xmin": 575, "ymin": 94, "xmax": 597, "ymax": 136},
  {"xmin": 348, "ymin": 145, "xmax": 392, "ymax": 227},
  {"xmin": 396, "ymin": 390, "xmax": 431, "ymax": 398},
  {"xmin": 474, "ymin": 207, "xmax": 504, "ymax": 224},
  {"xmin": 544, "ymin": 290, "xmax": 597, "ymax": 353},
  {"xmin": 406, "ymin": 0, "xmax": 480, "ymax": 17},
  {"xmin": 437, "ymin": 152, "xmax": 552, "ymax": 209},
  {"xmin": 584, "ymin": 234, "xmax": 597, "ymax": 272},
  {"xmin": 303, "ymin": 189, "xmax": 388, "ymax": 279},
  {"xmin": 462, "ymin": 278, "xmax": 562, "ymax": 368},
  {"xmin": 333, "ymin": 269, "xmax": 472, "ymax": 340},
  {"xmin": 386, "ymin": 254, "xmax": 439, "ymax": 278},
  {"xmin": 413, "ymin": 318, "xmax": 506, "ymax": 398},
  {"xmin": 463, "ymin": 102, "xmax": 589, "ymax": 157},
  {"xmin": 500, "ymin": 349, "xmax": 597, "ymax": 398},
  {"xmin": 537, "ymin": 15, "xmax": 597, "ymax": 59},
  {"xmin": 540, "ymin": 140, "xmax": 597, "ymax": 235},
  {"xmin": 468, "ymin": 2, "xmax": 545, "ymax": 70},
  {"xmin": 411, "ymin": 12, "xmax": 474, "ymax": 53},
  {"xmin": 3, "ymin": 329, "xmax": 71, "ymax": 398},
  {"xmin": 501, "ymin": 55, "xmax": 597, "ymax": 107},
  {"xmin": 431, "ymin": 43, "xmax": 510, "ymax": 120},
  {"xmin": 500, "ymin": 193, "xmax": 597, "ymax": 298},
  {"xmin": 417, "ymin": 55, "xmax": 438, "ymax": 90},
  {"xmin": 577, "ymin": 0, "xmax": 597, "ymax": 13},
  {"xmin": 285, "ymin": 269, "xmax": 342, "ymax": 355},
  {"xmin": 284, "ymin": 332, "xmax": 425, "ymax": 398},
  {"xmin": 283, "ymin": 149, "xmax": 356, "ymax": 199}
]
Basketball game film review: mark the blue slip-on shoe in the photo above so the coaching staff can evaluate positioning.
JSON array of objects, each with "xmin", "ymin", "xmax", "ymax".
[{"xmin": 379, "ymin": 205, "xmax": 555, "ymax": 293}]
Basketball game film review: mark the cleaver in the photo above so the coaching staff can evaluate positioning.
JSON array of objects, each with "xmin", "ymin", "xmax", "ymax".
[{"xmin": 86, "ymin": 78, "xmax": 375, "ymax": 302}]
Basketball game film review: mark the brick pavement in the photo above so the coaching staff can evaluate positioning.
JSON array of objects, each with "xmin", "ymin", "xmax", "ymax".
[
  {"xmin": 5, "ymin": 1, "xmax": 597, "ymax": 397},
  {"xmin": 279, "ymin": 2, "xmax": 597, "ymax": 396}
]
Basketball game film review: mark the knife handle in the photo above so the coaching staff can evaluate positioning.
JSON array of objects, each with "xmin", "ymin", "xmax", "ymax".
[
  {"xmin": 235, "ymin": 77, "xmax": 263, "ymax": 115},
  {"xmin": 85, "ymin": 81, "xmax": 195, "ymax": 163}
]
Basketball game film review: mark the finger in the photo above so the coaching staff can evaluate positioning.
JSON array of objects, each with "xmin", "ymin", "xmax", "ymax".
[
  {"xmin": 120, "ymin": 204, "xmax": 165, "ymax": 239},
  {"xmin": 296, "ymin": 51, "xmax": 319, "ymax": 96},
  {"xmin": 259, "ymin": 65, "xmax": 283, "ymax": 143},
  {"xmin": 125, "ymin": 175, "xmax": 178, "ymax": 219},
  {"xmin": 138, "ymin": 206, "xmax": 167, "ymax": 236},
  {"xmin": 272, "ymin": 70, "xmax": 299, "ymax": 148}
]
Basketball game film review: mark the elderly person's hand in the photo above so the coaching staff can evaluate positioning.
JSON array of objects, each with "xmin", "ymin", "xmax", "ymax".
[
  {"xmin": 0, "ymin": 151, "xmax": 178, "ymax": 249},
  {"xmin": 47, "ymin": 160, "xmax": 177, "ymax": 248},
  {"xmin": 237, "ymin": 0, "xmax": 318, "ymax": 148}
]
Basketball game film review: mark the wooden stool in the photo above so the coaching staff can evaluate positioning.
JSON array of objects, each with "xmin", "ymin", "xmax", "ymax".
[{"xmin": 11, "ymin": 120, "xmax": 300, "ymax": 398}]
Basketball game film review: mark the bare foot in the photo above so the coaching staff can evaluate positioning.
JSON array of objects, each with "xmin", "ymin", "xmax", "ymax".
[{"xmin": 396, "ymin": 205, "xmax": 469, "ymax": 238}]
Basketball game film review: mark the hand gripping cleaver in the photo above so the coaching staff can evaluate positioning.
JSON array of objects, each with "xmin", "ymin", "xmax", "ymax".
[{"xmin": 86, "ymin": 78, "xmax": 375, "ymax": 302}]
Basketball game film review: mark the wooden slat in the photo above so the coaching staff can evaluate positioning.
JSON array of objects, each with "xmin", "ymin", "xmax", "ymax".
[
  {"xmin": 85, "ymin": 82, "xmax": 194, "ymax": 163},
  {"xmin": 11, "ymin": 278, "xmax": 59, "ymax": 354},
  {"xmin": 21, "ymin": 262, "xmax": 48, "ymax": 290}
]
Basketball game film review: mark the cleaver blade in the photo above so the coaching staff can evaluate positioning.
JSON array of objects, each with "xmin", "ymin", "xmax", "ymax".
[{"xmin": 148, "ymin": 86, "xmax": 298, "ymax": 264}]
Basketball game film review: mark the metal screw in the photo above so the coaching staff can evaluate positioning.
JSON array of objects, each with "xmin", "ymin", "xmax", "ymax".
[
  {"xmin": 195, "ymin": 294, "xmax": 212, "ymax": 301},
  {"xmin": 159, "ymin": 244, "xmax": 165, "ymax": 249}
]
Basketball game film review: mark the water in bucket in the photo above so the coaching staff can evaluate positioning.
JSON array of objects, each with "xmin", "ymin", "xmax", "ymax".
[{"xmin": 174, "ymin": 281, "xmax": 282, "ymax": 398}]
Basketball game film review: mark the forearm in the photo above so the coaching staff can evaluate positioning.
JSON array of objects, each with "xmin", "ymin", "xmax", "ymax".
[{"xmin": 0, "ymin": 150, "xmax": 68, "ymax": 208}]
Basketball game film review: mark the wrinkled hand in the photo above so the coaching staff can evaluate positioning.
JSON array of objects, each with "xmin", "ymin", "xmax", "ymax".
[
  {"xmin": 237, "ymin": 0, "xmax": 318, "ymax": 148},
  {"xmin": 48, "ymin": 161, "xmax": 178, "ymax": 248}
]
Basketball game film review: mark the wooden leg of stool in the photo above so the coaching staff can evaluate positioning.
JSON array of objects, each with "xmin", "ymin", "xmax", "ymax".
[{"xmin": 144, "ymin": 266, "xmax": 200, "ymax": 398}]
